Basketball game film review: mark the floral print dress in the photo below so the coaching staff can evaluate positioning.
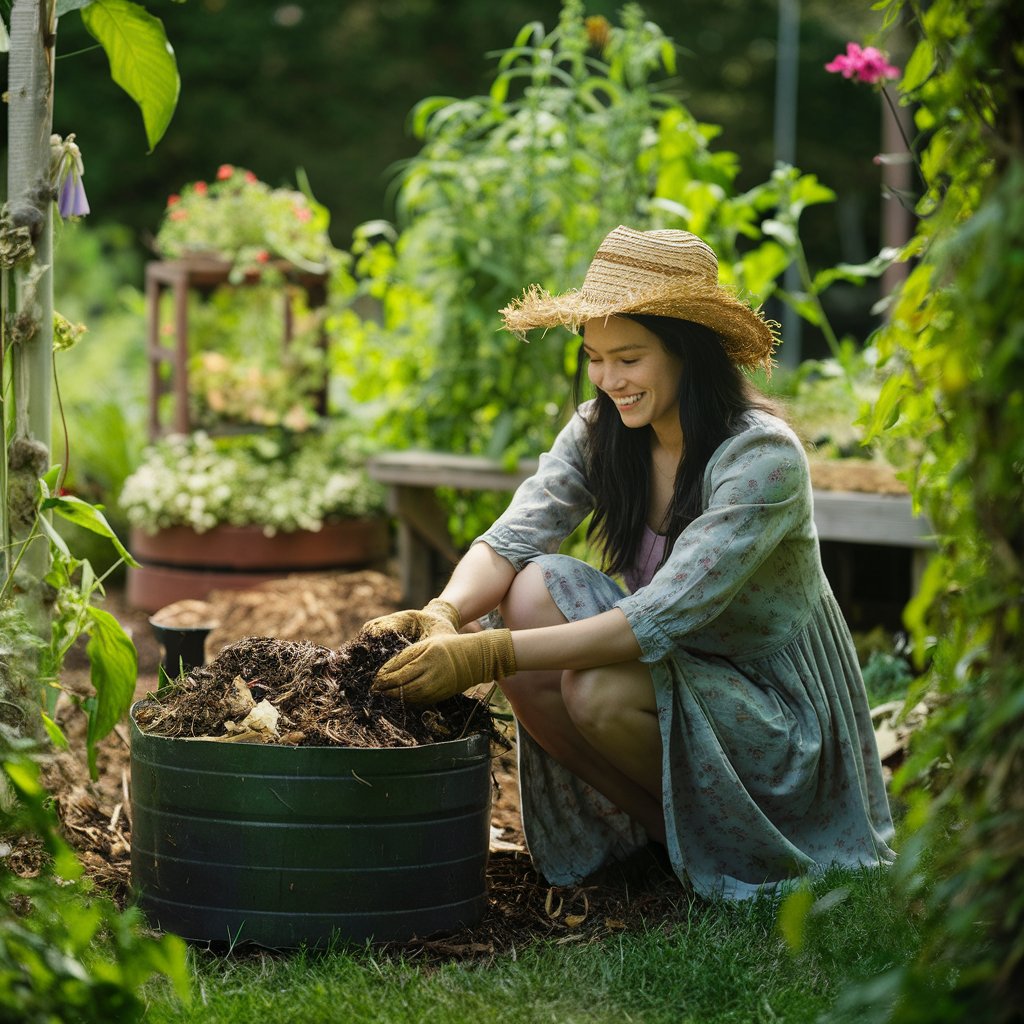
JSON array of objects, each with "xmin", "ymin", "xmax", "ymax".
[{"xmin": 476, "ymin": 401, "xmax": 896, "ymax": 899}]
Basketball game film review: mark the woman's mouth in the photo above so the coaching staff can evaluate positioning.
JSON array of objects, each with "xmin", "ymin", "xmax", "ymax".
[{"xmin": 613, "ymin": 393, "xmax": 644, "ymax": 409}]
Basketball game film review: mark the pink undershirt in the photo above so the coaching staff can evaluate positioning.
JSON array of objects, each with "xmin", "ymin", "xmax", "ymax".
[{"xmin": 622, "ymin": 525, "xmax": 668, "ymax": 593}]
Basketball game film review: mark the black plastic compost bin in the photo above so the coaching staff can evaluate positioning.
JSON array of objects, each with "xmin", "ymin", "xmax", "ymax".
[{"xmin": 129, "ymin": 702, "xmax": 492, "ymax": 948}]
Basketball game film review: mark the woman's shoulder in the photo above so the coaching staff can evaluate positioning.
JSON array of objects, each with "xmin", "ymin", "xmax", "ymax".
[{"xmin": 705, "ymin": 407, "xmax": 809, "ymax": 490}]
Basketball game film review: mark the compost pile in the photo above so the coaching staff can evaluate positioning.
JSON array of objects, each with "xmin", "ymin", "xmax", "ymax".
[{"xmin": 133, "ymin": 630, "xmax": 496, "ymax": 748}]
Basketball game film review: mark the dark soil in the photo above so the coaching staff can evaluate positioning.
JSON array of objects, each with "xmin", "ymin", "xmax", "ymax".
[{"xmin": 134, "ymin": 630, "xmax": 498, "ymax": 748}]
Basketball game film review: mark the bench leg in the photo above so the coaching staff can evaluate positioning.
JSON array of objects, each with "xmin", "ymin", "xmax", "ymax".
[{"xmin": 390, "ymin": 486, "xmax": 461, "ymax": 607}]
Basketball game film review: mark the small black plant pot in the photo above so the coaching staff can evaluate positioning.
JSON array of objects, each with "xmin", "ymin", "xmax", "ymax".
[
  {"xmin": 149, "ymin": 621, "xmax": 213, "ymax": 676},
  {"xmin": 128, "ymin": 702, "xmax": 492, "ymax": 948}
]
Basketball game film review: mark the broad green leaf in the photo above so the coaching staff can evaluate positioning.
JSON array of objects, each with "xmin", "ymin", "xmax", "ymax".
[
  {"xmin": 739, "ymin": 241, "xmax": 790, "ymax": 300},
  {"xmin": 901, "ymin": 38, "xmax": 935, "ymax": 93},
  {"xmin": 85, "ymin": 606, "xmax": 139, "ymax": 778},
  {"xmin": 45, "ymin": 493, "xmax": 140, "ymax": 566},
  {"xmin": 81, "ymin": 0, "xmax": 180, "ymax": 151}
]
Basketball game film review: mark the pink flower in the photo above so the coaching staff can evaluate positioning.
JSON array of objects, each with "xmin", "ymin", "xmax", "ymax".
[
  {"xmin": 193, "ymin": 181, "xmax": 208, "ymax": 196},
  {"xmin": 255, "ymin": 249, "xmax": 270, "ymax": 263},
  {"xmin": 169, "ymin": 209, "xmax": 188, "ymax": 221},
  {"xmin": 293, "ymin": 205, "xmax": 312, "ymax": 222},
  {"xmin": 825, "ymin": 42, "xmax": 900, "ymax": 84},
  {"xmin": 244, "ymin": 171, "xmax": 258, "ymax": 184},
  {"xmin": 217, "ymin": 163, "xmax": 235, "ymax": 180}
]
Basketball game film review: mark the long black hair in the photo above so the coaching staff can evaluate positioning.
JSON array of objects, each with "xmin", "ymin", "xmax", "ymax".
[{"xmin": 572, "ymin": 314, "xmax": 778, "ymax": 576}]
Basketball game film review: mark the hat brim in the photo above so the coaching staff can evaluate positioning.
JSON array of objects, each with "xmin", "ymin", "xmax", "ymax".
[{"xmin": 501, "ymin": 278, "xmax": 779, "ymax": 372}]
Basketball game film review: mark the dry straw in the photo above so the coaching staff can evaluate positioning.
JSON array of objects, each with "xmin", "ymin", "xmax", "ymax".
[{"xmin": 501, "ymin": 226, "xmax": 779, "ymax": 372}]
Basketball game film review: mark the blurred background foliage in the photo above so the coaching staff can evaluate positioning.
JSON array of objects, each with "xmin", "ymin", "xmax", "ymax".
[
  {"xmin": 32, "ymin": 0, "xmax": 889, "ymax": 348},
  {"xmin": 23, "ymin": 0, "xmax": 897, "ymax": 557}
]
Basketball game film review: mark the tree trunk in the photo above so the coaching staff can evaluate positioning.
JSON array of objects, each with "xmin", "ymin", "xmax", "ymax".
[{"xmin": 2, "ymin": 0, "xmax": 57, "ymax": 737}]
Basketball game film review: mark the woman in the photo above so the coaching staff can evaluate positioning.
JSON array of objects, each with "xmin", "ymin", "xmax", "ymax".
[{"xmin": 368, "ymin": 226, "xmax": 896, "ymax": 899}]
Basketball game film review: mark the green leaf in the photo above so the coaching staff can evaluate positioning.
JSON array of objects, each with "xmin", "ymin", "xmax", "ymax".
[
  {"xmin": 57, "ymin": 0, "xmax": 94, "ymax": 14},
  {"xmin": 761, "ymin": 218, "xmax": 797, "ymax": 248},
  {"xmin": 778, "ymin": 883, "xmax": 814, "ymax": 952},
  {"xmin": 900, "ymin": 38, "xmax": 935, "ymax": 93},
  {"xmin": 775, "ymin": 289, "xmax": 822, "ymax": 326},
  {"xmin": 811, "ymin": 248, "xmax": 900, "ymax": 293},
  {"xmin": 81, "ymin": 0, "xmax": 180, "ymax": 151},
  {"xmin": 44, "ymin": 493, "xmax": 140, "ymax": 566},
  {"xmin": 41, "ymin": 711, "xmax": 71, "ymax": 750},
  {"xmin": 84, "ymin": 606, "xmax": 138, "ymax": 778},
  {"xmin": 38, "ymin": 513, "xmax": 72, "ymax": 559}
]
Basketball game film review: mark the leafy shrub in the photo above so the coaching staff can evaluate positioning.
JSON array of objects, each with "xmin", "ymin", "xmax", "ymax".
[
  {"xmin": 0, "ymin": 738, "xmax": 190, "ymax": 1022},
  {"xmin": 329, "ymin": 1, "xmax": 858, "ymax": 544}
]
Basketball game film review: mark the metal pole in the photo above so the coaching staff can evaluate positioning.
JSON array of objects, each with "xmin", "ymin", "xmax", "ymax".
[{"xmin": 773, "ymin": 0, "xmax": 802, "ymax": 367}]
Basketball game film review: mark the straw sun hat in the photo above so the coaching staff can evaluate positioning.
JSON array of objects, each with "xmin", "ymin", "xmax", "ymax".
[{"xmin": 500, "ymin": 225, "xmax": 778, "ymax": 371}]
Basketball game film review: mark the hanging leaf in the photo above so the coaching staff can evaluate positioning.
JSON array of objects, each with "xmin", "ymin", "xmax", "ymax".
[
  {"xmin": 84, "ymin": 606, "xmax": 138, "ymax": 778},
  {"xmin": 43, "ymin": 492, "xmax": 140, "ymax": 566},
  {"xmin": 81, "ymin": 0, "xmax": 180, "ymax": 151}
]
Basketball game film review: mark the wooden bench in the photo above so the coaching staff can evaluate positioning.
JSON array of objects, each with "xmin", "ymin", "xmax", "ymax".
[{"xmin": 368, "ymin": 450, "xmax": 935, "ymax": 608}]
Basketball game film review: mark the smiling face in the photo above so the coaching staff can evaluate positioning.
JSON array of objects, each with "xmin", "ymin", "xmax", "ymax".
[{"xmin": 582, "ymin": 316, "xmax": 685, "ymax": 445}]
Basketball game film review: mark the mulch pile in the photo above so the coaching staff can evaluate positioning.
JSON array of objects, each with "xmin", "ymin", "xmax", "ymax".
[{"xmin": 134, "ymin": 630, "xmax": 498, "ymax": 748}]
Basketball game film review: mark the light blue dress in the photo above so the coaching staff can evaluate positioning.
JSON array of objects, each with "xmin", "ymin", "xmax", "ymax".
[{"xmin": 476, "ymin": 401, "xmax": 896, "ymax": 899}]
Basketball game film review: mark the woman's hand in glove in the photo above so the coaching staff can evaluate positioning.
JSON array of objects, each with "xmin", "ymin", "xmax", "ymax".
[
  {"xmin": 372, "ymin": 629, "xmax": 517, "ymax": 705},
  {"xmin": 362, "ymin": 597, "xmax": 461, "ymax": 641}
]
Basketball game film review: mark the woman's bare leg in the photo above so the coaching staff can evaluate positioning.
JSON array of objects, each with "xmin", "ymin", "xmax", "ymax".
[{"xmin": 498, "ymin": 563, "xmax": 666, "ymax": 842}]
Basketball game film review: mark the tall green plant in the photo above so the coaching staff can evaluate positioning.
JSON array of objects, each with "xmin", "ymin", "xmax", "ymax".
[
  {"xmin": 330, "ymin": 1, "xmax": 873, "ymax": 543},
  {"xmin": 2, "ymin": 0, "xmax": 178, "ymax": 740},
  {"xmin": 833, "ymin": 1, "xmax": 1023, "ymax": 1019}
]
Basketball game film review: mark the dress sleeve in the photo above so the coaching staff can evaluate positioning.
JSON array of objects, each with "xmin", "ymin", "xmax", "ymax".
[
  {"xmin": 615, "ymin": 419, "xmax": 811, "ymax": 663},
  {"xmin": 474, "ymin": 406, "xmax": 595, "ymax": 570}
]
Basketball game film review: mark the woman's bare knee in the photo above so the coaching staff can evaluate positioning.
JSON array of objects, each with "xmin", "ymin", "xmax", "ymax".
[{"xmin": 499, "ymin": 562, "xmax": 567, "ymax": 630}]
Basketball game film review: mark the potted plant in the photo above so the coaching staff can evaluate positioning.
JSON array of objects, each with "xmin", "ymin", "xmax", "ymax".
[
  {"xmin": 120, "ymin": 167, "xmax": 390, "ymax": 610},
  {"xmin": 120, "ymin": 423, "xmax": 389, "ymax": 610}
]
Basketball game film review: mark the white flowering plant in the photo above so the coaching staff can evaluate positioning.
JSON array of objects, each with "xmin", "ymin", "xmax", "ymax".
[{"xmin": 119, "ymin": 423, "xmax": 386, "ymax": 536}]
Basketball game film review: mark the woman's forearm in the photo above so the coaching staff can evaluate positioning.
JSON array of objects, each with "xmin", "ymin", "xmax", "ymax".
[
  {"xmin": 438, "ymin": 542, "xmax": 517, "ymax": 626},
  {"xmin": 511, "ymin": 608, "xmax": 642, "ymax": 672}
]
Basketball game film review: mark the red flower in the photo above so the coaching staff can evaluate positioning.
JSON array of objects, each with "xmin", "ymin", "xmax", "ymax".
[
  {"xmin": 255, "ymin": 249, "xmax": 270, "ymax": 263},
  {"xmin": 170, "ymin": 209, "xmax": 188, "ymax": 221},
  {"xmin": 293, "ymin": 205, "xmax": 312, "ymax": 223},
  {"xmin": 217, "ymin": 163, "xmax": 235, "ymax": 180},
  {"xmin": 166, "ymin": 193, "xmax": 182, "ymax": 207},
  {"xmin": 193, "ymin": 181, "xmax": 208, "ymax": 196},
  {"xmin": 244, "ymin": 170, "xmax": 258, "ymax": 184}
]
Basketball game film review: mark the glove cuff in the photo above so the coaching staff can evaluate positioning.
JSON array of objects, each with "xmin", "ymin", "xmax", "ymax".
[
  {"xmin": 482, "ymin": 628, "xmax": 517, "ymax": 679},
  {"xmin": 424, "ymin": 598, "xmax": 462, "ymax": 630}
]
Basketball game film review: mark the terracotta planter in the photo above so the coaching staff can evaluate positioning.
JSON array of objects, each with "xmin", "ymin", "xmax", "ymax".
[
  {"xmin": 130, "ymin": 520, "xmax": 388, "ymax": 570},
  {"xmin": 127, "ymin": 520, "xmax": 390, "ymax": 611}
]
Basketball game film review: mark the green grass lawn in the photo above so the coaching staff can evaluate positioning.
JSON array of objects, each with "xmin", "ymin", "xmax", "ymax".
[{"xmin": 141, "ymin": 866, "xmax": 919, "ymax": 1024}]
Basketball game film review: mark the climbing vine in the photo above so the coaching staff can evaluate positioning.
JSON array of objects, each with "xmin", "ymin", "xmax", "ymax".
[{"xmin": 853, "ymin": 0, "xmax": 1024, "ymax": 1018}]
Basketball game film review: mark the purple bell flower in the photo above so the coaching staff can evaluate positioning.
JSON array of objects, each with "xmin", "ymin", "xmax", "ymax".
[
  {"xmin": 51, "ymin": 133, "xmax": 90, "ymax": 220},
  {"xmin": 58, "ymin": 170, "xmax": 90, "ymax": 218}
]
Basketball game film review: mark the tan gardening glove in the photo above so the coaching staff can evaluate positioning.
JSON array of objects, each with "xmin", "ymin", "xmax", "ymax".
[
  {"xmin": 362, "ymin": 597, "xmax": 462, "ymax": 641},
  {"xmin": 372, "ymin": 629, "xmax": 517, "ymax": 705}
]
